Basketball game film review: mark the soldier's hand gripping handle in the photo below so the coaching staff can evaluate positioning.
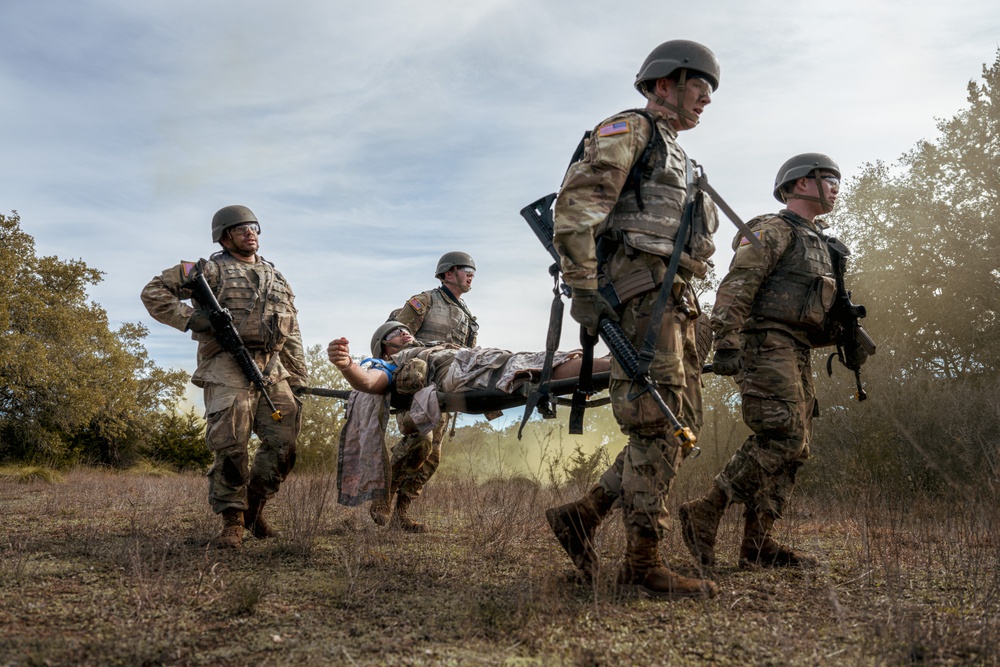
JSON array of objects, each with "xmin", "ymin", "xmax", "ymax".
[
  {"xmin": 570, "ymin": 288, "xmax": 618, "ymax": 336},
  {"xmin": 709, "ymin": 349, "xmax": 743, "ymax": 376}
]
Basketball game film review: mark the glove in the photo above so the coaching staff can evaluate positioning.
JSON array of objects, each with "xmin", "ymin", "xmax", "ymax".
[
  {"xmin": 186, "ymin": 310, "xmax": 213, "ymax": 334},
  {"xmin": 843, "ymin": 338, "xmax": 869, "ymax": 369},
  {"xmin": 570, "ymin": 288, "xmax": 618, "ymax": 335},
  {"xmin": 711, "ymin": 348, "xmax": 743, "ymax": 376}
]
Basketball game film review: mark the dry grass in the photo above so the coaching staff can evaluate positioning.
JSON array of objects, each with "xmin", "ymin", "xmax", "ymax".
[{"xmin": 1, "ymin": 467, "xmax": 998, "ymax": 666}]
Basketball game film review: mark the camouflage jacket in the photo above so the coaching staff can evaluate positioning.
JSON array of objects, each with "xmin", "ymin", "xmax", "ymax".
[
  {"xmin": 553, "ymin": 108, "xmax": 714, "ymax": 291},
  {"xmin": 711, "ymin": 210, "xmax": 833, "ymax": 351},
  {"xmin": 394, "ymin": 286, "xmax": 478, "ymax": 347},
  {"xmin": 140, "ymin": 252, "xmax": 308, "ymax": 388}
]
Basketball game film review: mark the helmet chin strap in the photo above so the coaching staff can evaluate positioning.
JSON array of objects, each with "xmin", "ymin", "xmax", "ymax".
[
  {"xmin": 783, "ymin": 170, "xmax": 833, "ymax": 213},
  {"xmin": 644, "ymin": 68, "xmax": 700, "ymax": 129}
]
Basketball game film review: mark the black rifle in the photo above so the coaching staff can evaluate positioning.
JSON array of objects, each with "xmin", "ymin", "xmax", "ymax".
[
  {"xmin": 519, "ymin": 197, "xmax": 698, "ymax": 454},
  {"xmin": 824, "ymin": 237, "xmax": 877, "ymax": 401},
  {"xmin": 182, "ymin": 267, "xmax": 283, "ymax": 422}
]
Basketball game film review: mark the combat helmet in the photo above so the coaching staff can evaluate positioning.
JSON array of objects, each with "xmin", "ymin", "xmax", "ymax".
[
  {"xmin": 212, "ymin": 205, "xmax": 259, "ymax": 243},
  {"xmin": 371, "ymin": 321, "xmax": 411, "ymax": 359},
  {"xmin": 435, "ymin": 251, "xmax": 476, "ymax": 279},
  {"xmin": 773, "ymin": 153, "xmax": 841, "ymax": 203},
  {"xmin": 634, "ymin": 40, "xmax": 720, "ymax": 93}
]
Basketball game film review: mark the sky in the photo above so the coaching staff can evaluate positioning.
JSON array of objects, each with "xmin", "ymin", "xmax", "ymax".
[{"xmin": 2, "ymin": 0, "xmax": 998, "ymax": 406}]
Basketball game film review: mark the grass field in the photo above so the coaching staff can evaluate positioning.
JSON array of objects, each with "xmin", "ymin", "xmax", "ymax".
[{"xmin": 1, "ymin": 467, "xmax": 998, "ymax": 666}]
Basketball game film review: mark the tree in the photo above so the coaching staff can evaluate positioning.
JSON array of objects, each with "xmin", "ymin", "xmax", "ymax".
[
  {"xmin": 142, "ymin": 409, "xmax": 211, "ymax": 471},
  {"xmin": 809, "ymin": 51, "xmax": 1000, "ymax": 495},
  {"xmin": 827, "ymin": 51, "xmax": 1000, "ymax": 379},
  {"xmin": 0, "ymin": 212, "xmax": 188, "ymax": 465},
  {"xmin": 294, "ymin": 344, "xmax": 351, "ymax": 470}
]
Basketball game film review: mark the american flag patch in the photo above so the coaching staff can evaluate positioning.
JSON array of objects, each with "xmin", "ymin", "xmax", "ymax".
[
  {"xmin": 740, "ymin": 231, "xmax": 764, "ymax": 246},
  {"xmin": 408, "ymin": 297, "xmax": 425, "ymax": 313},
  {"xmin": 598, "ymin": 120, "xmax": 630, "ymax": 136},
  {"xmin": 182, "ymin": 262, "xmax": 196, "ymax": 277}
]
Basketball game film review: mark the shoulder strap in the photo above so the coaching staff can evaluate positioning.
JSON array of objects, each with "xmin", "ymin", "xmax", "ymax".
[{"xmin": 624, "ymin": 109, "xmax": 660, "ymax": 211}]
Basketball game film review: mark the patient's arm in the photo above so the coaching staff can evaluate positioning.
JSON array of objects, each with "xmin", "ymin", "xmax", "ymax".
[
  {"xmin": 551, "ymin": 354, "xmax": 612, "ymax": 380},
  {"xmin": 327, "ymin": 337, "xmax": 391, "ymax": 394}
]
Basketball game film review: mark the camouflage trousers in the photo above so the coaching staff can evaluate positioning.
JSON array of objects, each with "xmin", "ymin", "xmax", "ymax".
[
  {"xmin": 715, "ymin": 330, "xmax": 816, "ymax": 519},
  {"xmin": 598, "ymin": 287, "xmax": 702, "ymax": 537},
  {"xmin": 390, "ymin": 411, "xmax": 451, "ymax": 500},
  {"xmin": 203, "ymin": 380, "xmax": 302, "ymax": 514}
]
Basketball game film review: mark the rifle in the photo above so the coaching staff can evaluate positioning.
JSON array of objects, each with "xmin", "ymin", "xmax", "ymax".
[
  {"xmin": 182, "ymin": 266, "xmax": 283, "ymax": 422},
  {"xmin": 824, "ymin": 237, "xmax": 877, "ymax": 401},
  {"xmin": 519, "ymin": 196, "xmax": 698, "ymax": 454}
]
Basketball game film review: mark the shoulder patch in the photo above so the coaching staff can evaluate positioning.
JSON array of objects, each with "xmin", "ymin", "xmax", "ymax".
[
  {"xmin": 598, "ymin": 120, "xmax": 630, "ymax": 137},
  {"xmin": 739, "ymin": 230, "xmax": 764, "ymax": 247},
  {"xmin": 408, "ymin": 297, "xmax": 426, "ymax": 314}
]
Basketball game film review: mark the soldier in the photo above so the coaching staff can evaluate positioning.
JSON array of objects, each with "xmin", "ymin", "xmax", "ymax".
[
  {"xmin": 679, "ymin": 153, "xmax": 861, "ymax": 568},
  {"xmin": 141, "ymin": 205, "xmax": 307, "ymax": 548},
  {"xmin": 544, "ymin": 40, "xmax": 723, "ymax": 600},
  {"xmin": 370, "ymin": 252, "xmax": 479, "ymax": 532}
]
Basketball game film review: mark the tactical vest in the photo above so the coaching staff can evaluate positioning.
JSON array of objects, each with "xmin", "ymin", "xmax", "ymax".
[
  {"xmin": 749, "ymin": 213, "xmax": 837, "ymax": 336},
  {"xmin": 596, "ymin": 112, "xmax": 717, "ymax": 278},
  {"xmin": 196, "ymin": 252, "xmax": 297, "ymax": 356},
  {"xmin": 414, "ymin": 288, "xmax": 478, "ymax": 347}
]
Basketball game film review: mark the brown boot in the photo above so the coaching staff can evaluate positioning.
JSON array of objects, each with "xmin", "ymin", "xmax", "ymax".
[
  {"xmin": 545, "ymin": 486, "xmax": 615, "ymax": 580},
  {"xmin": 739, "ymin": 508, "xmax": 818, "ymax": 568},
  {"xmin": 678, "ymin": 485, "xmax": 728, "ymax": 567},
  {"xmin": 368, "ymin": 494, "xmax": 392, "ymax": 526},
  {"xmin": 244, "ymin": 493, "xmax": 279, "ymax": 539},
  {"xmin": 391, "ymin": 494, "xmax": 428, "ymax": 533},
  {"xmin": 616, "ymin": 529, "xmax": 718, "ymax": 600},
  {"xmin": 211, "ymin": 509, "xmax": 244, "ymax": 549}
]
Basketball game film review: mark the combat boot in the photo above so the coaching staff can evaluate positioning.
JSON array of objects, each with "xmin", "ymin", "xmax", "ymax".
[
  {"xmin": 211, "ymin": 509, "xmax": 244, "ymax": 549},
  {"xmin": 245, "ymin": 493, "xmax": 279, "ymax": 539},
  {"xmin": 616, "ymin": 529, "xmax": 718, "ymax": 600},
  {"xmin": 368, "ymin": 494, "xmax": 392, "ymax": 526},
  {"xmin": 739, "ymin": 507, "xmax": 818, "ymax": 568},
  {"xmin": 545, "ymin": 485, "xmax": 615, "ymax": 580},
  {"xmin": 391, "ymin": 494, "xmax": 428, "ymax": 533},
  {"xmin": 678, "ymin": 485, "xmax": 729, "ymax": 567}
]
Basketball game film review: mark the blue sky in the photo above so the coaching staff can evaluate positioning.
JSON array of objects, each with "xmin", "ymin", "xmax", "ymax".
[{"xmin": 2, "ymin": 0, "xmax": 998, "ymax": 401}]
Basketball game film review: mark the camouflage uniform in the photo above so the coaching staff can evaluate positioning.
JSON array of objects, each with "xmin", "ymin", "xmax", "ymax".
[
  {"xmin": 710, "ymin": 209, "xmax": 837, "ymax": 518},
  {"xmin": 141, "ymin": 252, "xmax": 307, "ymax": 514},
  {"xmin": 553, "ymin": 108, "xmax": 716, "ymax": 538},
  {"xmin": 388, "ymin": 287, "xmax": 477, "ymax": 501}
]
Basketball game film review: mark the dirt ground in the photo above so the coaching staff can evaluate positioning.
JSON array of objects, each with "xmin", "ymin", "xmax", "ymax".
[{"xmin": 1, "ymin": 469, "xmax": 998, "ymax": 666}]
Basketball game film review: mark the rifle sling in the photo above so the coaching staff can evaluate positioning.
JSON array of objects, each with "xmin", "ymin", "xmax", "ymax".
[
  {"xmin": 568, "ymin": 329, "xmax": 598, "ymax": 435},
  {"xmin": 517, "ymin": 274, "xmax": 564, "ymax": 439},
  {"xmin": 696, "ymin": 174, "xmax": 764, "ymax": 249}
]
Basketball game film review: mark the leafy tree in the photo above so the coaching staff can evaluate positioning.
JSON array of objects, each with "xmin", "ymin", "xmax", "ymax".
[
  {"xmin": 0, "ymin": 212, "xmax": 188, "ymax": 466},
  {"xmin": 809, "ymin": 51, "xmax": 1000, "ymax": 495},
  {"xmin": 144, "ymin": 409, "xmax": 211, "ymax": 471},
  {"xmin": 826, "ymin": 51, "xmax": 1000, "ymax": 379},
  {"xmin": 294, "ymin": 344, "xmax": 351, "ymax": 470}
]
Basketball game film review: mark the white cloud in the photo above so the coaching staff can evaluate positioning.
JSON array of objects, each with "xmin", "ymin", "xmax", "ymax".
[{"xmin": 1, "ymin": 0, "xmax": 998, "ymax": 389}]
